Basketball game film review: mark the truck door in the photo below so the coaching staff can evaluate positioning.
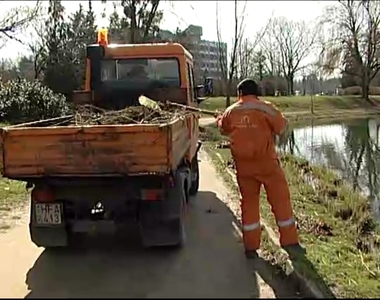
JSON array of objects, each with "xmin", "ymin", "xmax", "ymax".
[{"xmin": 186, "ymin": 62, "xmax": 196, "ymax": 105}]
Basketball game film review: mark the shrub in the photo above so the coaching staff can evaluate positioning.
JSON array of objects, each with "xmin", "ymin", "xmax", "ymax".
[
  {"xmin": 0, "ymin": 78, "xmax": 70, "ymax": 124},
  {"xmin": 343, "ymin": 86, "xmax": 380, "ymax": 96}
]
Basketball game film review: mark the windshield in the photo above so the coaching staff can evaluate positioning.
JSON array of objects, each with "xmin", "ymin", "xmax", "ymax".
[{"xmin": 101, "ymin": 58, "xmax": 180, "ymax": 87}]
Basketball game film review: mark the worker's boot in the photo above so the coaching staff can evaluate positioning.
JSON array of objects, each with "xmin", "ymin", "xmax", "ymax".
[
  {"xmin": 244, "ymin": 249, "xmax": 258, "ymax": 260},
  {"xmin": 282, "ymin": 243, "xmax": 306, "ymax": 258}
]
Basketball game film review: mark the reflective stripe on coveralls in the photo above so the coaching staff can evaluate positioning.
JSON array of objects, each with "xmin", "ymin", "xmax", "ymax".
[
  {"xmin": 218, "ymin": 97, "xmax": 299, "ymax": 251},
  {"xmin": 277, "ymin": 218, "xmax": 295, "ymax": 227},
  {"xmin": 242, "ymin": 222, "xmax": 260, "ymax": 231}
]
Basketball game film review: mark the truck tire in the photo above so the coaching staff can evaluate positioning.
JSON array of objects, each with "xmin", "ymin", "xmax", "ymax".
[
  {"xmin": 177, "ymin": 185, "xmax": 187, "ymax": 247},
  {"xmin": 189, "ymin": 155, "xmax": 199, "ymax": 196},
  {"xmin": 170, "ymin": 167, "xmax": 187, "ymax": 247},
  {"xmin": 139, "ymin": 168, "xmax": 187, "ymax": 247}
]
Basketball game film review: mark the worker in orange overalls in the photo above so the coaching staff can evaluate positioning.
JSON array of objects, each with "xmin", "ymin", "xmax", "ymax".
[{"xmin": 216, "ymin": 79, "xmax": 303, "ymax": 259}]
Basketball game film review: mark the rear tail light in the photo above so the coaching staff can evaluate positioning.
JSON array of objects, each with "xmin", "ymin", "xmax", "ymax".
[
  {"xmin": 140, "ymin": 189, "xmax": 163, "ymax": 201},
  {"xmin": 167, "ymin": 176, "xmax": 175, "ymax": 188},
  {"xmin": 31, "ymin": 187, "xmax": 55, "ymax": 203}
]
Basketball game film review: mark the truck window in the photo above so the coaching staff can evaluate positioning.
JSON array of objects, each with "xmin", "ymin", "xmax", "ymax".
[
  {"xmin": 187, "ymin": 62, "xmax": 195, "ymax": 102},
  {"xmin": 101, "ymin": 58, "xmax": 180, "ymax": 87}
]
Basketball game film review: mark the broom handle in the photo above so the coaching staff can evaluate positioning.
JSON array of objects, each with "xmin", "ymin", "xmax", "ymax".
[{"xmin": 164, "ymin": 101, "xmax": 218, "ymax": 116}]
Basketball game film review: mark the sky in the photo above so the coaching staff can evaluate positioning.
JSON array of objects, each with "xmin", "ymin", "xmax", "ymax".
[{"xmin": 0, "ymin": 0, "xmax": 336, "ymax": 62}]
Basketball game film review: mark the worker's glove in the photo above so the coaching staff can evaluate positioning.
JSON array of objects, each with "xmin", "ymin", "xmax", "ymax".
[
  {"xmin": 274, "ymin": 134, "xmax": 280, "ymax": 145},
  {"xmin": 214, "ymin": 110, "xmax": 222, "ymax": 119}
]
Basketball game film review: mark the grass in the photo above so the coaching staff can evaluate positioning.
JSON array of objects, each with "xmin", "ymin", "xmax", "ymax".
[
  {"xmin": 0, "ymin": 177, "xmax": 27, "ymax": 230},
  {"xmin": 200, "ymin": 96, "xmax": 380, "ymax": 119},
  {"xmin": 201, "ymin": 124, "xmax": 380, "ymax": 298},
  {"xmin": 0, "ymin": 123, "xmax": 28, "ymax": 231}
]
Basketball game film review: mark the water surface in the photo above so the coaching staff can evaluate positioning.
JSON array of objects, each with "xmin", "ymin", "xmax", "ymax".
[{"xmin": 279, "ymin": 117, "xmax": 380, "ymax": 219}]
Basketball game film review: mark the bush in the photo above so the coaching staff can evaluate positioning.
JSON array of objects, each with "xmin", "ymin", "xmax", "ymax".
[
  {"xmin": 343, "ymin": 86, "xmax": 380, "ymax": 96},
  {"xmin": 0, "ymin": 78, "xmax": 70, "ymax": 124}
]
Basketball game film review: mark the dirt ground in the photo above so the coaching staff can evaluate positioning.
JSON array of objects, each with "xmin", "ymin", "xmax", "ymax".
[{"xmin": 0, "ymin": 151, "xmax": 300, "ymax": 298}]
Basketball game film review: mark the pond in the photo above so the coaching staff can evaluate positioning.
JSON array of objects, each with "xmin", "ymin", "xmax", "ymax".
[{"xmin": 279, "ymin": 117, "xmax": 380, "ymax": 219}]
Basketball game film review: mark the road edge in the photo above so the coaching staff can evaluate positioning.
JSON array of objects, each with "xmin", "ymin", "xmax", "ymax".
[{"xmin": 210, "ymin": 151, "xmax": 335, "ymax": 299}]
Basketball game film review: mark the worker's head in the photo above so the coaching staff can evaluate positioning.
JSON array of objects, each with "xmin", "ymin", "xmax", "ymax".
[{"xmin": 237, "ymin": 79, "xmax": 259, "ymax": 97}]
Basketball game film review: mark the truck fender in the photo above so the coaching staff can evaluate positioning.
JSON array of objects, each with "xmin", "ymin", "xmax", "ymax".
[
  {"xmin": 196, "ymin": 140, "xmax": 202, "ymax": 154},
  {"xmin": 162, "ymin": 167, "xmax": 189, "ymax": 220}
]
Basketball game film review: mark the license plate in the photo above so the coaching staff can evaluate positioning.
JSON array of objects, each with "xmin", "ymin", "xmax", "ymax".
[{"xmin": 35, "ymin": 203, "xmax": 62, "ymax": 225}]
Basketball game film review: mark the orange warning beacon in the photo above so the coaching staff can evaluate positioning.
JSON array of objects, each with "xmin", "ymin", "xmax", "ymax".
[{"xmin": 97, "ymin": 28, "xmax": 108, "ymax": 46}]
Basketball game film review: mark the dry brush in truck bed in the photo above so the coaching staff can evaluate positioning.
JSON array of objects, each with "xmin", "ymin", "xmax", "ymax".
[
  {"xmin": 63, "ymin": 104, "xmax": 189, "ymax": 126},
  {"xmin": 72, "ymin": 105, "xmax": 182, "ymax": 125}
]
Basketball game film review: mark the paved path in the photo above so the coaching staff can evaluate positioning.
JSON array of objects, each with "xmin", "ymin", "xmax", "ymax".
[{"xmin": 0, "ymin": 151, "xmax": 298, "ymax": 298}]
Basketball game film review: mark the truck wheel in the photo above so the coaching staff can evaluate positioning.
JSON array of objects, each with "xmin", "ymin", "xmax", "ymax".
[
  {"xmin": 177, "ymin": 186, "xmax": 187, "ymax": 247},
  {"xmin": 189, "ymin": 155, "xmax": 199, "ymax": 196},
  {"xmin": 139, "ymin": 168, "xmax": 187, "ymax": 248},
  {"xmin": 175, "ymin": 167, "xmax": 188, "ymax": 247}
]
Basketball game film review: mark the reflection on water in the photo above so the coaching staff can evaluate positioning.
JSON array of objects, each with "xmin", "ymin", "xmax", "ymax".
[{"xmin": 279, "ymin": 118, "xmax": 380, "ymax": 219}]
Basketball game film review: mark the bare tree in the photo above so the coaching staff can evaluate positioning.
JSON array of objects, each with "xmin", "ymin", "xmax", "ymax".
[
  {"xmin": 237, "ymin": 39, "xmax": 255, "ymax": 80},
  {"xmin": 122, "ymin": 0, "xmax": 161, "ymax": 43},
  {"xmin": 259, "ymin": 19, "xmax": 284, "ymax": 95},
  {"xmin": 101, "ymin": 0, "xmax": 162, "ymax": 43},
  {"xmin": 260, "ymin": 23, "xmax": 282, "ymax": 78},
  {"xmin": 27, "ymin": 17, "xmax": 47, "ymax": 79},
  {"xmin": 0, "ymin": 1, "xmax": 42, "ymax": 45},
  {"xmin": 236, "ymin": 24, "xmax": 270, "ymax": 81},
  {"xmin": 320, "ymin": 0, "xmax": 380, "ymax": 102},
  {"xmin": 216, "ymin": 0, "xmax": 246, "ymax": 107},
  {"xmin": 267, "ymin": 17, "xmax": 316, "ymax": 95}
]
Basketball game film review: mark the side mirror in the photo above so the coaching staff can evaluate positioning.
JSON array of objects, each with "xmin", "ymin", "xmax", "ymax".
[
  {"xmin": 87, "ymin": 45, "xmax": 105, "ymax": 90},
  {"xmin": 197, "ymin": 97, "xmax": 207, "ymax": 104},
  {"xmin": 195, "ymin": 84, "xmax": 204, "ymax": 97},
  {"xmin": 195, "ymin": 85, "xmax": 207, "ymax": 103}
]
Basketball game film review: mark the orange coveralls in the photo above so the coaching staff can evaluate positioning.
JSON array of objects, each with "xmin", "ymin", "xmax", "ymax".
[{"xmin": 217, "ymin": 96, "xmax": 299, "ymax": 251}]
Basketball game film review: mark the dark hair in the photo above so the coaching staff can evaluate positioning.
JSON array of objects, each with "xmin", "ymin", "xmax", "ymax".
[{"xmin": 237, "ymin": 79, "xmax": 259, "ymax": 96}]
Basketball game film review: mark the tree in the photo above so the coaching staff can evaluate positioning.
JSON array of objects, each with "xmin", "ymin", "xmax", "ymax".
[
  {"xmin": 266, "ymin": 17, "xmax": 316, "ymax": 95},
  {"xmin": 216, "ymin": 0, "xmax": 246, "ymax": 107},
  {"xmin": 42, "ymin": 0, "xmax": 96, "ymax": 94},
  {"xmin": 0, "ymin": 58, "xmax": 18, "ymax": 82},
  {"xmin": 260, "ymin": 24, "xmax": 281, "ymax": 78},
  {"xmin": 321, "ymin": 0, "xmax": 380, "ymax": 101},
  {"xmin": 0, "ymin": 1, "xmax": 42, "ymax": 45},
  {"xmin": 42, "ymin": 0, "xmax": 71, "ymax": 94},
  {"xmin": 66, "ymin": 2, "xmax": 97, "ymax": 89},
  {"xmin": 108, "ymin": 3, "xmax": 129, "ymax": 43},
  {"xmin": 103, "ymin": 0, "xmax": 163, "ymax": 44},
  {"xmin": 236, "ymin": 38, "xmax": 255, "ymax": 80},
  {"xmin": 26, "ymin": 18, "xmax": 47, "ymax": 80},
  {"xmin": 252, "ymin": 50, "xmax": 268, "ymax": 81}
]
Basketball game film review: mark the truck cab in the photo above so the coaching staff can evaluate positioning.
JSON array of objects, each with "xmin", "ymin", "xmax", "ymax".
[{"xmin": 73, "ymin": 28, "xmax": 202, "ymax": 110}]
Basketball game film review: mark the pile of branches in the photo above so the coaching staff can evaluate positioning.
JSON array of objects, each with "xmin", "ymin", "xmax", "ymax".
[{"xmin": 71, "ymin": 104, "xmax": 184, "ymax": 126}]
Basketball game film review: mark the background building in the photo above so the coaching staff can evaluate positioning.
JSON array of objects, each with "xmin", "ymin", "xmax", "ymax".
[{"xmin": 158, "ymin": 24, "xmax": 228, "ymax": 84}]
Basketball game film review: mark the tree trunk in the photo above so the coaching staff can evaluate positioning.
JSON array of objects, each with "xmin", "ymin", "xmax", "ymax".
[
  {"xmin": 285, "ymin": 76, "xmax": 292, "ymax": 96},
  {"xmin": 289, "ymin": 74, "xmax": 294, "ymax": 96},
  {"xmin": 225, "ymin": 81, "xmax": 231, "ymax": 107},
  {"xmin": 362, "ymin": 77, "xmax": 370, "ymax": 102}
]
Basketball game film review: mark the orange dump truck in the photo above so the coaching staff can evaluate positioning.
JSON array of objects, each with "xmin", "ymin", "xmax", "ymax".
[{"xmin": 0, "ymin": 33, "xmax": 203, "ymax": 249}]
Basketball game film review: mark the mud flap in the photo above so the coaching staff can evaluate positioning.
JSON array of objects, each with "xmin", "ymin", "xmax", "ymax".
[
  {"xmin": 29, "ymin": 225, "xmax": 68, "ymax": 248},
  {"xmin": 139, "ymin": 169, "xmax": 187, "ymax": 247},
  {"xmin": 29, "ymin": 202, "xmax": 68, "ymax": 248}
]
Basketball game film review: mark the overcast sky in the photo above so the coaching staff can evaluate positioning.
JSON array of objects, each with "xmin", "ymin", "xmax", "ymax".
[{"xmin": 0, "ymin": 0, "xmax": 335, "ymax": 61}]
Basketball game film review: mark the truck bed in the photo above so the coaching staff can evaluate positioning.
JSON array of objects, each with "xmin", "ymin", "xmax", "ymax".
[{"xmin": 0, "ymin": 116, "xmax": 192, "ymax": 179}]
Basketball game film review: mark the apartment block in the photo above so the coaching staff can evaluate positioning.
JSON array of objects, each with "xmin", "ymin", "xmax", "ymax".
[{"xmin": 158, "ymin": 24, "xmax": 228, "ymax": 84}]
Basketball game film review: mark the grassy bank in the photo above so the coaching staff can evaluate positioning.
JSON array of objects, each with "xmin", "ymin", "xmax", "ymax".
[
  {"xmin": 202, "ymin": 124, "xmax": 380, "ymax": 298},
  {"xmin": 0, "ymin": 122, "xmax": 28, "ymax": 231},
  {"xmin": 0, "ymin": 178, "xmax": 27, "ymax": 231},
  {"xmin": 200, "ymin": 96, "xmax": 380, "ymax": 121}
]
